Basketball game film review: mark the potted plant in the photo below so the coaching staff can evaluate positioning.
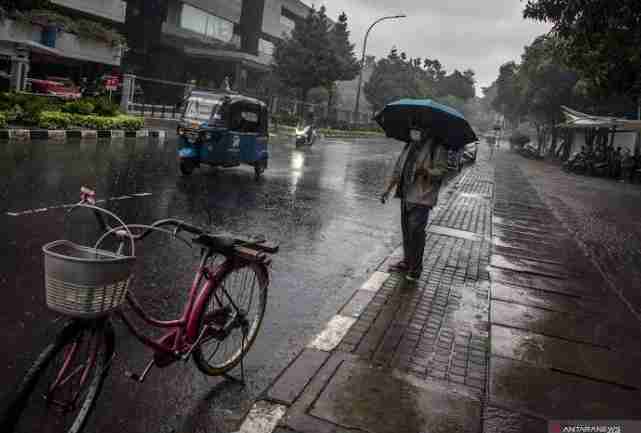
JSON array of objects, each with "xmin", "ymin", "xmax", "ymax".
[{"xmin": 17, "ymin": 9, "xmax": 75, "ymax": 48}]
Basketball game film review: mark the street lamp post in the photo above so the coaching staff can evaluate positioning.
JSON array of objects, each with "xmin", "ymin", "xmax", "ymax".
[{"xmin": 353, "ymin": 14, "xmax": 406, "ymax": 122}]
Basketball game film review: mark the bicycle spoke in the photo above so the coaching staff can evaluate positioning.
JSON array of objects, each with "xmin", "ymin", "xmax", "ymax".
[
  {"xmin": 206, "ymin": 341, "xmax": 222, "ymax": 363},
  {"xmin": 194, "ymin": 262, "xmax": 266, "ymax": 374},
  {"xmin": 11, "ymin": 324, "xmax": 108, "ymax": 433}
]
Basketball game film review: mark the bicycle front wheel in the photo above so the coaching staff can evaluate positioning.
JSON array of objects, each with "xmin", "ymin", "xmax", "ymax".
[
  {"xmin": 1, "ymin": 319, "xmax": 115, "ymax": 433},
  {"xmin": 193, "ymin": 261, "xmax": 268, "ymax": 376}
]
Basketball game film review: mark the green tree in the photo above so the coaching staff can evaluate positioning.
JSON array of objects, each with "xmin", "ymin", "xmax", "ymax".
[
  {"xmin": 492, "ymin": 61, "xmax": 522, "ymax": 125},
  {"xmin": 0, "ymin": 0, "xmax": 49, "ymax": 12},
  {"xmin": 272, "ymin": 6, "xmax": 334, "ymax": 104},
  {"xmin": 518, "ymin": 36, "xmax": 579, "ymax": 152},
  {"xmin": 524, "ymin": 0, "xmax": 641, "ymax": 102},
  {"xmin": 423, "ymin": 58, "xmax": 446, "ymax": 84},
  {"xmin": 436, "ymin": 95, "xmax": 466, "ymax": 113},
  {"xmin": 325, "ymin": 12, "xmax": 359, "ymax": 113},
  {"xmin": 437, "ymin": 69, "xmax": 476, "ymax": 100},
  {"xmin": 363, "ymin": 48, "xmax": 432, "ymax": 111}
]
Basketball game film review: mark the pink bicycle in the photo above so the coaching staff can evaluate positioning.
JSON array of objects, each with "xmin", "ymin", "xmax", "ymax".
[{"xmin": 1, "ymin": 188, "xmax": 278, "ymax": 433}]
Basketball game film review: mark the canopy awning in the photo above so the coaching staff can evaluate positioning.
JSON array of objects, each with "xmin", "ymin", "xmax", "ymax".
[
  {"xmin": 558, "ymin": 106, "xmax": 641, "ymax": 131},
  {"xmin": 18, "ymin": 40, "xmax": 121, "ymax": 66},
  {"xmin": 183, "ymin": 47, "xmax": 271, "ymax": 72}
]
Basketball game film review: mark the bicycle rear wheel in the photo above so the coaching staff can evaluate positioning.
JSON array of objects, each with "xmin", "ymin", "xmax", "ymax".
[
  {"xmin": 193, "ymin": 261, "xmax": 268, "ymax": 376},
  {"xmin": 1, "ymin": 319, "xmax": 115, "ymax": 433}
]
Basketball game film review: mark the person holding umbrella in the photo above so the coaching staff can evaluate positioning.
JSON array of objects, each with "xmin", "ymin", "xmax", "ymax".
[
  {"xmin": 380, "ymin": 125, "xmax": 449, "ymax": 281},
  {"xmin": 375, "ymin": 99, "xmax": 477, "ymax": 282}
]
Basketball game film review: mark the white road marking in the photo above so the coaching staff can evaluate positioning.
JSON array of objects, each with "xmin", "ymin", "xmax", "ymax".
[
  {"xmin": 361, "ymin": 271, "xmax": 390, "ymax": 292},
  {"xmin": 236, "ymin": 401, "xmax": 287, "ymax": 433},
  {"xmin": 5, "ymin": 193, "xmax": 152, "ymax": 217},
  {"xmin": 308, "ymin": 314, "xmax": 356, "ymax": 352}
]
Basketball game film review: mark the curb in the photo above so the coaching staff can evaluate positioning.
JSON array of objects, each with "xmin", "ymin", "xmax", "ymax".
[
  {"xmin": 234, "ymin": 165, "xmax": 471, "ymax": 433},
  {"xmin": 0, "ymin": 129, "xmax": 165, "ymax": 141}
]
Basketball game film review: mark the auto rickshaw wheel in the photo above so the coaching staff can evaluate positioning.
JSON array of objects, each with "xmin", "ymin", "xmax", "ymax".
[
  {"xmin": 180, "ymin": 159, "xmax": 196, "ymax": 176},
  {"xmin": 254, "ymin": 160, "xmax": 267, "ymax": 179}
]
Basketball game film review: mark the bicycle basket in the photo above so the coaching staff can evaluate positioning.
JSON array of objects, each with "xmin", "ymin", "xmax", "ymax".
[{"xmin": 43, "ymin": 240, "xmax": 135, "ymax": 318}]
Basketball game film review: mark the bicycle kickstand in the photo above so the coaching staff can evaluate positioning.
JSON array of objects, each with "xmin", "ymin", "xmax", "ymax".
[
  {"xmin": 223, "ymin": 357, "xmax": 246, "ymax": 386},
  {"xmin": 125, "ymin": 358, "xmax": 155, "ymax": 383}
]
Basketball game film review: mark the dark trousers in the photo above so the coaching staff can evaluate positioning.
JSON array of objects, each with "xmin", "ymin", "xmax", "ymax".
[{"xmin": 401, "ymin": 200, "xmax": 431, "ymax": 273}]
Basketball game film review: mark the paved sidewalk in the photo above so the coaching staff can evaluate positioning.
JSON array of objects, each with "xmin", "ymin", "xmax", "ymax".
[{"xmin": 235, "ymin": 147, "xmax": 641, "ymax": 433}]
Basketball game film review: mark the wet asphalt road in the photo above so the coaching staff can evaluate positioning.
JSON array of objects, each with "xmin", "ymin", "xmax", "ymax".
[{"xmin": 0, "ymin": 135, "xmax": 403, "ymax": 433}]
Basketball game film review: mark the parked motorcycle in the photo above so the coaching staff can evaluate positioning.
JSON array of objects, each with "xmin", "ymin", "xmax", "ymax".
[
  {"xmin": 462, "ymin": 141, "xmax": 478, "ymax": 162},
  {"xmin": 295, "ymin": 125, "xmax": 317, "ymax": 147},
  {"xmin": 519, "ymin": 143, "xmax": 543, "ymax": 159},
  {"xmin": 563, "ymin": 152, "xmax": 587, "ymax": 174}
]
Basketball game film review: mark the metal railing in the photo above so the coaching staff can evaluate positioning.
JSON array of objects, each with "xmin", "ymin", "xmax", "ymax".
[
  {"xmin": 122, "ymin": 74, "xmax": 374, "ymax": 125},
  {"xmin": 127, "ymin": 102, "xmax": 182, "ymax": 120}
]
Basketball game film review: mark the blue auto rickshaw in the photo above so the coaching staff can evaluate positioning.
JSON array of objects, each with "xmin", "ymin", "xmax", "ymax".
[{"xmin": 177, "ymin": 91, "xmax": 269, "ymax": 178}]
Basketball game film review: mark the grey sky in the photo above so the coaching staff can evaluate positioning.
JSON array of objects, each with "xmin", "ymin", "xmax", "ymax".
[{"xmin": 319, "ymin": 0, "xmax": 551, "ymax": 94}]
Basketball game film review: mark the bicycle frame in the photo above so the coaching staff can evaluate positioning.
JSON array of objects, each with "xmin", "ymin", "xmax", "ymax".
[
  {"xmin": 115, "ymin": 252, "xmax": 237, "ymax": 366},
  {"xmin": 68, "ymin": 194, "xmax": 274, "ymax": 369}
]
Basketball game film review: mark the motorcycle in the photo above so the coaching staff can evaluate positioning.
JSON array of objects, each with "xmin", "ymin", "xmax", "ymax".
[
  {"xmin": 563, "ymin": 152, "xmax": 587, "ymax": 174},
  {"xmin": 519, "ymin": 143, "xmax": 543, "ymax": 159},
  {"xmin": 447, "ymin": 149, "xmax": 463, "ymax": 172},
  {"xmin": 295, "ymin": 125, "xmax": 317, "ymax": 147}
]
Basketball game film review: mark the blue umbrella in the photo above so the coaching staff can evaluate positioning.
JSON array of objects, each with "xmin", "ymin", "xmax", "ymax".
[{"xmin": 374, "ymin": 99, "xmax": 478, "ymax": 149}]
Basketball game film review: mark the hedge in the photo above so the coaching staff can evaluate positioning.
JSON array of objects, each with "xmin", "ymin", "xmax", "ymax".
[
  {"xmin": 0, "ymin": 112, "xmax": 6, "ymax": 128},
  {"xmin": 38, "ymin": 111, "xmax": 144, "ymax": 130},
  {"xmin": 0, "ymin": 93, "xmax": 122, "ymax": 126}
]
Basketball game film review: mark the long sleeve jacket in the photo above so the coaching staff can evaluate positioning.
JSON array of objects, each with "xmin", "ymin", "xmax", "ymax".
[{"xmin": 389, "ymin": 138, "xmax": 449, "ymax": 208}]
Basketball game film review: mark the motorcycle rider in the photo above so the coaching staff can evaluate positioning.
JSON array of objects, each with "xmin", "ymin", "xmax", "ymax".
[
  {"xmin": 306, "ymin": 112, "xmax": 316, "ymax": 144},
  {"xmin": 621, "ymin": 148, "xmax": 635, "ymax": 182}
]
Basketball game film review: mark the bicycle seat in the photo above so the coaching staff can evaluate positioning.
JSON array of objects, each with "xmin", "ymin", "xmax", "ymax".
[{"xmin": 193, "ymin": 233, "xmax": 235, "ymax": 254}]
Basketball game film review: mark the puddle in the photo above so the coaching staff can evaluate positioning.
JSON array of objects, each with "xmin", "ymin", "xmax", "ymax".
[
  {"xmin": 491, "ymin": 255, "xmax": 569, "ymax": 279},
  {"xmin": 489, "ymin": 268, "xmax": 589, "ymax": 297},
  {"xmin": 492, "ymin": 325, "xmax": 641, "ymax": 389},
  {"xmin": 429, "ymin": 225, "xmax": 483, "ymax": 242},
  {"xmin": 490, "ymin": 357, "xmax": 641, "ymax": 419},
  {"xmin": 310, "ymin": 360, "xmax": 481, "ymax": 433}
]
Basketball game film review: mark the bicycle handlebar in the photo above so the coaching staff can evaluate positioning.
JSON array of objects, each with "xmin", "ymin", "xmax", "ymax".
[
  {"xmin": 91, "ymin": 211, "xmax": 204, "ymax": 242},
  {"xmin": 79, "ymin": 187, "xmax": 277, "ymax": 256}
]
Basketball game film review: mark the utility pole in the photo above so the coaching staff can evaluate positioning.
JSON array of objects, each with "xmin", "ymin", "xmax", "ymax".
[{"xmin": 353, "ymin": 14, "xmax": 406, "ymax": 122}]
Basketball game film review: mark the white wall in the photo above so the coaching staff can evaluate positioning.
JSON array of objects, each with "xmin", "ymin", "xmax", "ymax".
[
  {"xmin": 51, "ymin": 0, "xmax": 127, "ymax": 23},
  {"xmin": 56, "ymin": 32, "xmax": 122, "ymax": 66},
  {"xmin": 262, "ymin": 0, "xmax": 310, "ymax": 38},
  {"xmin": 0, "ymin": 20, "xmax": 40, "ymax": 45},
  {"xmin": 0, "ymin": 19, "xmax": 121, "ymax": 66}
]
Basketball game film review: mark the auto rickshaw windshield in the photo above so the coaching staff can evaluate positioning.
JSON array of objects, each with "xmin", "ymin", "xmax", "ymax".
[{"xmin": 184, "ymin": 97, "xmax": 220, "ymax": 122}]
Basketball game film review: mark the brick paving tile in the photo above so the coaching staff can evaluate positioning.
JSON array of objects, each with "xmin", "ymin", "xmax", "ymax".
[{"xmin": 316, "ymin": 164, "xmax": 496, "ymax": 401}]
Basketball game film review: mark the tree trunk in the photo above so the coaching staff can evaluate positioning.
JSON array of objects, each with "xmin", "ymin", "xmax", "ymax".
[
  {"xmin": 300, "ymin": 88, "xmax": 310, "ymax": 119},
  {"xmin": 536, "ymin": 124, "xmax": 545, "ymax": 155},
  {"xmin": 326, "ymin": 85, "xmax": 335, "ymax": 127},
  {"xmin": 549, "ymin": 126, "xmax": 559, "ymax": 157}
]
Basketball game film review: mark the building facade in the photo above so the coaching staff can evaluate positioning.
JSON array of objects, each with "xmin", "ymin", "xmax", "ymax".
[
  {"xmin": 123, "ymin": 0, "xmax": 312, "ymax": 103},
  {"xmin": 0, "ymin": 0, "xmax": 127, "ymax": 91},
  {"xmin": 0, "ymin": 0, "xmax": 311, "ymax": 96}
]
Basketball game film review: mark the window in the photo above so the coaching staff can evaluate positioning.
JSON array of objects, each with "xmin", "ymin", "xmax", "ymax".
[
  {"xmin": 280, "ymin": 13, "xmax": 295, "ymax": 36},
  {"xmin": 184, "ymin": 98, "xmax": 220, "ymax": 121},
  {"xmin": 181, "ymin": 3, "xmax": 233, "ymax": 42},
  {"xmin": 258, "ymin": 39, "xmax": 275, "ymax": 56},
  {"xmin": 241, "ymin": 111, "xmax": 258, "ymax": 122}
]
